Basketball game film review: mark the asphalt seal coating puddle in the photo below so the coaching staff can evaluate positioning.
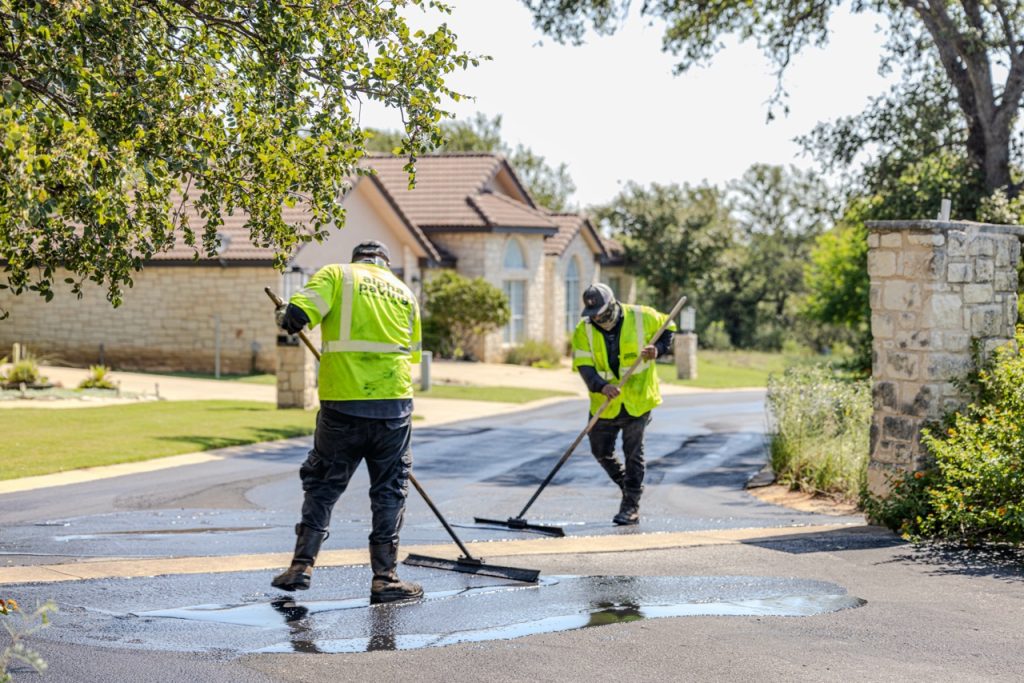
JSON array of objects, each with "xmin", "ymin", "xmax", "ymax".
[{"xmin": 131, "ymin": 575, "xmax": 866, "ymax": 654}]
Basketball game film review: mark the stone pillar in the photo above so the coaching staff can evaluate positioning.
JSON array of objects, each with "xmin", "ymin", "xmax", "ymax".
[
  {"xmin": 674, "ymin": 332, "xmax": 698, "ymax": 380},
  {"xmin": 867, "ymin": 220, "xmax": 1022, "ymax": 496},
  {"xmin": 276, "ymin": 328, "xmax": 319, "ymax": 410}
]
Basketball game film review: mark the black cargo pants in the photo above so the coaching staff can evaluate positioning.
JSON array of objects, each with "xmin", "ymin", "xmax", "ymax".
[
  {"xmin": 299, "ymin": 410, "xmax": 412, "ymax": 545},
  {"xmin": 587, "ymin": 410, "xmax": 651, "ymax": 493}
]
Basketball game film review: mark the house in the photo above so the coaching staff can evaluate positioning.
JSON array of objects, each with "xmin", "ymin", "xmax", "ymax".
[{"xmin": 0, "ymin": 153, "xmax": 635, "ymax": 371}]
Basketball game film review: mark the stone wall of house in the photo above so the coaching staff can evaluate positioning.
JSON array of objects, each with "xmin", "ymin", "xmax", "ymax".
[
  {"xmin": 427, "ymin": 231, "xmax": 548, "ymax": 362},
  {"xmin": 546, "ymin": 235, "xmax": 601, "ymax": 354},
  {"xmin": 867, "ymin": 220, "xmax": 1023, "ymax": 496},
  {"xmin": 0, "ymin": 266, "xmax": 282, "ymax": 374}
]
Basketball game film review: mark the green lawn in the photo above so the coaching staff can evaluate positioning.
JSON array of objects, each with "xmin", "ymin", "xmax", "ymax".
[
  {"xmin": 657, "ymin": 350, "xmax": 834, "ymax": 389},
  {"xmin": 418, "ymin": 384, "xmax": 574, "ymax": 403},
  {"xmin": 0, "ymin": 400, "xmax": 315, "ymax": 480}
]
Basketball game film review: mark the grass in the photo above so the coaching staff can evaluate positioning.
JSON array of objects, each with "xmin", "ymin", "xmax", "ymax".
[
  {"xmin": 418, "ymin": 384, "xmax": 574, "ymax": 403},
  {"xmin": 657, "ymin": 350, "xmax": 846, "ymax": 389},
  {"xmin": 0, "ymin": 400, "xmax": 315, "ymax": 480}
]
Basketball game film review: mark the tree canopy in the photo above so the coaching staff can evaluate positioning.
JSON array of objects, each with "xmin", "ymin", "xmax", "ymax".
[
  {"xmin": 366, "ymin": 112, "xmax": 578, "ymax": 211},
  {"xmin": 523, "ymin": 0, "xmax": 1024, "ymax": 198},
  {"xmin": 1, "ymin": 0, "xmax": 477, "ymax": 311}
]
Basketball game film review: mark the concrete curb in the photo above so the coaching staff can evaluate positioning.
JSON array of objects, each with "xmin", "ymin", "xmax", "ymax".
[{"xmin": 0, "ymin": 523, "xmax": 864, "ymax": 585}]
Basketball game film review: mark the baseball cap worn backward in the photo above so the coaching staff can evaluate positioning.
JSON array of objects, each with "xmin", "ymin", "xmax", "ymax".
[
  {"xmin": 581, "ymin": 283, "xmax": 615, "ymax": 317},
  {"xmin": 352, "ymin": 240, "xmax": 390, "ymax": 264}
]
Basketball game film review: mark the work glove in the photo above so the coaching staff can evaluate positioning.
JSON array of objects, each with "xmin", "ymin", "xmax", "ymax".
[
  {"xmin": 600, "ymin": 383, "xmax": 621, "ymax": 399},
  {"xmin": 276, "ymin": 303, "xmax": 309, "ymax": 334},
  {"xmin": 641, "ymin": 344, "xmax": 658, "ymax": 361}
]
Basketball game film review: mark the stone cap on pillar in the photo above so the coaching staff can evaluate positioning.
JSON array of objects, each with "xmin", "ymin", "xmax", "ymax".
[{"xmin": 867, "ymin": 219, "xmax": 1024, "ymax": 238}]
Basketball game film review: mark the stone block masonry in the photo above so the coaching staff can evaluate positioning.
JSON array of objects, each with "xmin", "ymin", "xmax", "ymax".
[{"xmin": 867, "ymin": 220, "xmax": 1022, "ymax": 496}]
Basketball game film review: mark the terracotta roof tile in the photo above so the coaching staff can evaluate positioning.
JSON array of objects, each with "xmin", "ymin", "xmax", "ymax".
[
  {"xmin": 361, "ymin": 154, "xmax": 504, "ymax": 228},
  {"xmin": 545, "ymin": 213, "xmax": 608, "ymax": 257},
  {"xmin": 468, "ymin": 192, "xmax": 558, "ymax": 232}
]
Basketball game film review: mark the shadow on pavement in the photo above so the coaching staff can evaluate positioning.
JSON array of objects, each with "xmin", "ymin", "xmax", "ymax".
[
  {"xmin": 886, "ymin": 543, "xmax": 1024, "ymax": 583},
  {"xmin": 741, "ymin": 525, "xmax": 907, "ymax": 554}
]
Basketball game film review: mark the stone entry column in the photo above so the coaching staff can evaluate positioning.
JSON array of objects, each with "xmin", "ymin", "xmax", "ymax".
[
  {"xmin": 276, "ymin": 327, "xmax": 320, "ymax": 410},
  {"xmin": 867, "ymin": 220, "xmax": 1022, "ymax": 496}
]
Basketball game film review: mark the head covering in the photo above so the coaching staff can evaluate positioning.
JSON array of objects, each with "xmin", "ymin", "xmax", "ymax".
[
  {"xmin": 351, "ymin": 240, "xmax": 391, "ymax": 265},
  {"xmin": 581, "ymin": 283, "xmax": 616, "ymax": 318}
]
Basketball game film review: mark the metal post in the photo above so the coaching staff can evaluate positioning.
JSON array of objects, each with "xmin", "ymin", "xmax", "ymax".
[
  {"xmin": 420, "ymin": 350, "xmax": 432, "ymax": 392},
  {"xmin": 214, "ymin": 315, "xmax": 222, "ymax": 379}
]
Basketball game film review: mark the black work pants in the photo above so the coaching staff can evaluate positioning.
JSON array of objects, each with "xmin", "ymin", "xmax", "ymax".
[
  {"xmin": 587, "ymin": 410, "xmax": 651, "ymax": 493},
  {"xmin": 298, "ymin": 410, "xmax": 412, "ymax": 546}
]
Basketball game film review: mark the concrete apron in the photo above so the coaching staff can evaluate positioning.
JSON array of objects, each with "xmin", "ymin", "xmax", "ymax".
[{"xmin": 0, "ymin": 523, "xmax": 863, "ymax": 585}]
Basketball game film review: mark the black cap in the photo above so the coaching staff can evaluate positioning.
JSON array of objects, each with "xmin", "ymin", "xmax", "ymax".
[
  {"xmin": 352, "ymin": 240, "xmax": 390, "ymax": 264},
  {"xmin": 581, "ymin": 283, "xmax": 616, "ymax": 318}
]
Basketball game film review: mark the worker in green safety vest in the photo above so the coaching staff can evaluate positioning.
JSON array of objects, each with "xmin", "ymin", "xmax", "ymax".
[
  {"xmin": 271, "ymin": 240, "xmax": 424, "ymax": 604},
  {"xmin": 571, "ymin": 283, "xmax": 675, "ymax": 525}
]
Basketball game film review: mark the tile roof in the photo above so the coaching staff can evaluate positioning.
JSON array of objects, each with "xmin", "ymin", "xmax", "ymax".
[
  {"xmin": 149, "ymin": 194, "xmax": 315, "ymax": 263},
  {"xmin": 545, "ymin": 213, "xmax": 607, "ymax": 257},
  {"xmin": 361, "ymin": 153, "xmax": 556, "ymax": 232}
]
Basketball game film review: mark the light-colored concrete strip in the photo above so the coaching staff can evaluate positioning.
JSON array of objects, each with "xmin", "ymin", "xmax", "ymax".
[
  {"xmin": 0, "ymin": 523, "xmax": 864, "ymax": 585},
  {"xmin": 0, "ymin": 453, "xmax": 226, "ymax": 495}
]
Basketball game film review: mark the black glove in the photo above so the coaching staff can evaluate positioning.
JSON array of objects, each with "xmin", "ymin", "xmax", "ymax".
[{"xmin": 275, "ymin": 303, "xmax": 309, "ymax": 334}]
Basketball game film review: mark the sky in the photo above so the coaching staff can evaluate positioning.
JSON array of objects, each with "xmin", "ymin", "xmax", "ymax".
[{"xmin": 358, "ymin": 0, "xmax": 896, "ymax": 209}]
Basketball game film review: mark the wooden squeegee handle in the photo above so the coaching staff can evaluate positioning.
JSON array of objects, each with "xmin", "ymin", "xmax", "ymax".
[{"xmin": 512, "ymin": 294, "xmax": 688, "ymax": 520}]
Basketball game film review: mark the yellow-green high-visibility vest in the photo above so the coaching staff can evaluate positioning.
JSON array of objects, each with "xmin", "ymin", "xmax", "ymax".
[
  {"xmin": 571, "ymin": 304, "xmax": 673, "ymax": 418},
  {"xmin": 289, "ymin": 262, "xmax": 421, "ymax": 402}
]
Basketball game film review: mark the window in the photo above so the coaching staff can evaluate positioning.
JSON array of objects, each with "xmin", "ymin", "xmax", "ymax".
[
  {"xmin": 565, "ymin": 257, "xmax": 580, "ymax": 332},
  {"xmin": 607, "ymin": 276, "xmax": 622, "ymax": 300},
  {"xmin": 503, "ymin": 280, "xmax": 526, "ymax": 344},
  {"xmin": 282, "ymin": 267, "xmax": 309, "ymax": 300},
  {"xmin": 503, "ymin": 239, "xmax": 526, "ymax": 269}
]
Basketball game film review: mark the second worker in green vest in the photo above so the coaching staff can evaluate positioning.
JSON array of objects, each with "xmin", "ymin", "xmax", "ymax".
[{"xmin": 571, "ymin": 283, "xmax": 675, "ymax": 525}]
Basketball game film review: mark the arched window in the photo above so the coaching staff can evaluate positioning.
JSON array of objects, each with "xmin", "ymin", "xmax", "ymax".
[
  {"xmin": 565, "ymin": 257, "xmax": 580, "ymax": 332},
  {"xmin": 503, "ymin": 239, "xmax": 526, "ymax": 269},
  {"xmin": 503, "ymin": 239, "xmax": 527, "ymax": 344}
]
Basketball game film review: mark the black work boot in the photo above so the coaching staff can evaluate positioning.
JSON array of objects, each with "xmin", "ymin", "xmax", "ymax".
[
  {"xmin": 272, "ymin": 524, "xmax": 329, "ymax": 591},
  {"xmin": 369, "ymin": 542, "xmax": 423, "ymax": 604},
  {"xmin": 613, "ymin": 489, "xmax": 642, "ymax": 526}
]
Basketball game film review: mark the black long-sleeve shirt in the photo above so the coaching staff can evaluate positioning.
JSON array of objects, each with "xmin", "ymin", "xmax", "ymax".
[{"xmin": 578, "ymin": 314, "xmax": 673, "ymax": 393}]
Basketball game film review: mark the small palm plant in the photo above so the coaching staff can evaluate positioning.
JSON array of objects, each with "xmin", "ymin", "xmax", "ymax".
[
  {"xmin": 3, "ymin": 355, "xmax": 45, "ymax": 387},
  {"xmin": 78, "ymin": 365, "xmax": 116, "ymax": 390}
]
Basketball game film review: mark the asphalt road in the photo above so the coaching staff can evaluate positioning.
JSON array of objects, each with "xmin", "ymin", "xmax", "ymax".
[{"xmin": 3, "ymin": 390, "xmax": 1022, "ymax": 681}]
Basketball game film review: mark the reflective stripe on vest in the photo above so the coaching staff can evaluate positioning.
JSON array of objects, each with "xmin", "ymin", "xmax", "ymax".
[
  {"xmin": 633, "ymin": 305, "xmax": 652, "ymax": 373},
  {"xmin": 583, "ymin": 322, "xmax": 615, "ymax": 381},
  {"xmin": 320, "ymin": 264, "xmax": 413, "ymax": 355},
  {"xmin": 297, "ymin": 287, "xmax": 330, "ymax": 319}
]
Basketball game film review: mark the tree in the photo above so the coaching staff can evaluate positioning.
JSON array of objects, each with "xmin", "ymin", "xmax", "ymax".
[
  {"xmin": 707, "ymin": 164, "xmax": 835, "ymax": 349},
  {"xmin": 422, "ymin": 270, "xmax": 510, "ymax": 359},
  {"xmin": 593, "ymin": 181, "xmax": 734, "ymax": 317},
  {"xmin": 366, "ymin": 112, "xmax": 577, "ymax": 211},
  {"xmin": 522, "ymin": 0, "xmax": 1024, "ymax": 196},
  {"xmin": 1, "ymin": 0, "xmax": 477, "ymax": 312}
]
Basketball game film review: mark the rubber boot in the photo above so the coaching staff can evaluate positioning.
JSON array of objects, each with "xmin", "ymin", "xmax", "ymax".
[
  {"xmin": 369, "ymin": 542, "xmax": 423, "ymax": 604},
  {"xmin": 613, "ymin": 489, "xmax": 642, "ymax": 526},
  {"xmin": 271, "ymin": 523, "xmax": 328, "ymax": 591}
]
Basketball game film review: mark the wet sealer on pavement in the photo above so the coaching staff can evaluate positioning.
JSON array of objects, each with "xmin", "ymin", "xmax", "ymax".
[{"xmin": 11, "ymin": 569, "xmax": 865, "ymax": 656}]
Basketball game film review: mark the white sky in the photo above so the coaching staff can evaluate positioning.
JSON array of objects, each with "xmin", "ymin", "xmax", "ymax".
[{"xmin": 358, "ymin": 0, "xmax": 895, "ymax": 208}]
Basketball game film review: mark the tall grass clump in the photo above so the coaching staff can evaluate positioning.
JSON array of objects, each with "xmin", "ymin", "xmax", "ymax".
[{"xmin": 766, "ymin": 364, "xmax": 871, "ymax": 503}]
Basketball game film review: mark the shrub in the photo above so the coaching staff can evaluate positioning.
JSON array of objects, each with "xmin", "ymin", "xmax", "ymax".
[
  {"xmin": 423, "ymin": 271, "xmax": 510, "ymax": 360},
  {"xmin": 78, "ymin": 365, "xmax": 116, "ymax": 390},
  {"xmin": 868, "ymin": 331, "xmax": 1024, "ymax": 544},
  {"xmin": 4, "ymin": 357, "xmax": 45, "ymax": 386},
  {"xmin": 700, "ymin": 320, "xmax": 733, "ymax": 350},
  {"xmin": 766, "ymin": 364, "xmax": 871, "ymax": 503},
  {"xmin": 504, "ymin": 339, "xmax": 562, "ymax": 368}
]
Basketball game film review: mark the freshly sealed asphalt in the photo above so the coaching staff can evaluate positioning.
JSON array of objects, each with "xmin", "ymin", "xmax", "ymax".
[{"xmin": 3, "ymin": 390, "xmax": 1023, "ymax": 681}]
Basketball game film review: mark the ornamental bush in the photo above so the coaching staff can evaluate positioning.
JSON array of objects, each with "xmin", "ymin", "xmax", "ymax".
[{"xmin": 868, "ymin": 330, "xmax": 1024, "ymax": 544}]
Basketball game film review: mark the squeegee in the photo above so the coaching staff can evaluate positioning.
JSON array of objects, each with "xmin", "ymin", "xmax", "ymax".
[
  {"xmin": 474, "ymin": 294, "xmax": 688, "ymax": 537},
  {"xmin": 265, "ymin": 288, "xmax": 539, "ymax": 583}
]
